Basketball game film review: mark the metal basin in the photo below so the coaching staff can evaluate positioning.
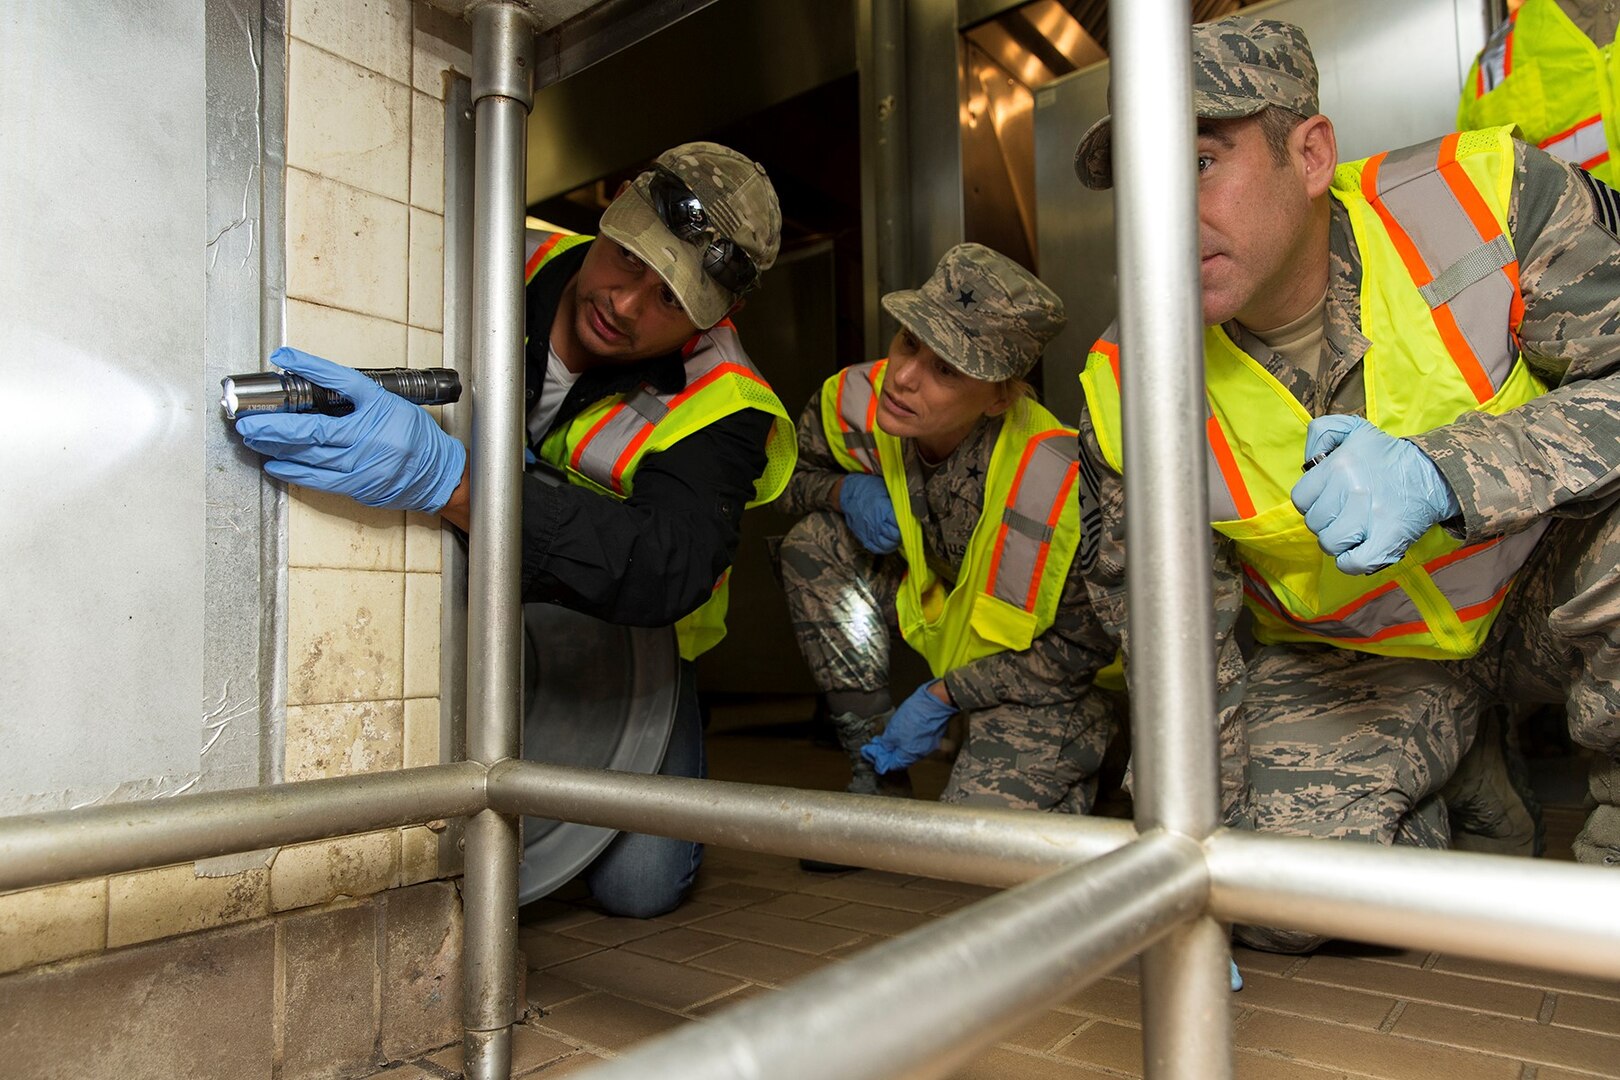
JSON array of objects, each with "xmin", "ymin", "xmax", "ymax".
[{"xmin": 518, "ymin": 602, "xmax": 679, "ymax": 904}]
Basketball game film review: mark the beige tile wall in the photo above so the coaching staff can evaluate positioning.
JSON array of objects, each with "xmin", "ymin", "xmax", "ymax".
[{"xmin": 0, "ymin": 0, "xmax": 472, "ymax": 978}]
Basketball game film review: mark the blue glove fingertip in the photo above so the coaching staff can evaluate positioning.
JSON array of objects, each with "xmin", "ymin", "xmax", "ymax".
[
  {"xmin": 1301, "ymin": 413, "xmax": 1367, "ymax": 463},
  {"xmin": 1230, "ymin": 959, "xmax": 1243, "ymax": 992},
  {"xmin": 272, "ymin": 346, "xmax": 378, "ymax": 404}
]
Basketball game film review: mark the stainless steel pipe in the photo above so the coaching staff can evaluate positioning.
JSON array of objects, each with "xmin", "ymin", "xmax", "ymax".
[
  {"xmin": 1109, "ymin": 3, "xmax": 1232, "ymax": 1075},
  {"xmin": 487, "ymin": 760, "xmax": 1137, "ymax": 886},
  {"xmin": 0, "ymin": 762, "xmax": 487, "ymax": 894},
  {"xmin": 572, "ymin": 831, "xmax": 1209, "ymax": 1080},
  {"xmin": 464, "ymin": 5, "xmax": 537, "ymax": 1079},
  {"xmin": 1207, "ymin": 829, "xmax": 1620, "ymax": 980}
]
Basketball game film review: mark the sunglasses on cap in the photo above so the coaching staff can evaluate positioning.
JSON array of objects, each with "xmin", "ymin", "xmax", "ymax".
[{"xmin": 645, "ymin": 166, "xmax": 762, "ymax": 298}]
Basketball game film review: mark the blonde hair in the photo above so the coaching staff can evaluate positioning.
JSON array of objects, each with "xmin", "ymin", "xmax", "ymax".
[{"xmin": 998, "ymin": 377, "xmax": 1036, "ymax": 407}]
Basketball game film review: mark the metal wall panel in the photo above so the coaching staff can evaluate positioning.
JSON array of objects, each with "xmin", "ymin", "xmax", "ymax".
[
  {"xmin": 1032, "ymin": 0, "xmax": 1490, "ymax": 422},
  {"xmin": 0, "ymin": 0, "xmax": 277, "ymax": 810}
]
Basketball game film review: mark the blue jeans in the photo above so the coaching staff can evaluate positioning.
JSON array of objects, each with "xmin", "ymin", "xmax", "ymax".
[{"xmin": 583, "ymin": 659, "xmax": 706, "ymax": 917}]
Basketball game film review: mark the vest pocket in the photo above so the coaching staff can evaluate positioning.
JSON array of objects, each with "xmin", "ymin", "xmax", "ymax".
[
  {"xmin": 1217, "ymin": 499, "xmax": 1370, "ymax": 622},
  {"xmin": 969, "ymin": 592, "xmax": 1040, "ymax": 652}
]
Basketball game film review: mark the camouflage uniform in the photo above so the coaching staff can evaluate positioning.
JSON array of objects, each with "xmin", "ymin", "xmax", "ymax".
[
  {"xmin": 778, "ymin": 245, "xmax": 1118, "ymax": 813},
  {"xmin": 1075, "ymin": 15, "xmax": 1620, "ymax": 950}
]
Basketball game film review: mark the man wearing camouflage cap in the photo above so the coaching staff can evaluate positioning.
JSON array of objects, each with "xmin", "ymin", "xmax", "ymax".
[
  {"xmin": 1072, "ymin": 14, "xmax": 1620, "ymax": 951},
  {"xmin": 777, "ymin": 243, "xmax": 1119, "ymax": 829},
  {"xmin": 236, "ymin": 141, "xmax": 796, "ymax": 918}
]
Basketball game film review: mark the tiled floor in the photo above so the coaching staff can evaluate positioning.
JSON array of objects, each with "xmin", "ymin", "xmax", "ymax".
[{"xmin": 374, "ymin": 700, "xmax": 1620, "ymax": 1080}]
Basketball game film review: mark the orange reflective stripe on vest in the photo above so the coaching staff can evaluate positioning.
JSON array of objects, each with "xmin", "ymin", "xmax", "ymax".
[
  {"xmin": 568, "ymin": 350, "xmax": 774, "ymax": 495},
  {"xmin": 1362, "ymin": 132, "xmax": 1524, "ymax": 404},
  {"xmin": 830, "ymin": 360, "xmax": 885, "ymax": 473},
  {"xmin": 987, "ymin": 430, "xmax": 1079, "ymax": 612},
  {"xmin": 1541, "ymin": 113, "xmax": 1611, "ymax": 170}
]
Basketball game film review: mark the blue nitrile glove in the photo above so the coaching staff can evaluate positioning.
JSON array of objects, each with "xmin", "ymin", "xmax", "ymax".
[
  {"xmin": 1289, "ymin": 414, "xmax": 1461, "ymax": 576},
  {"xmin": 1230, "ymin": 958, "xmax": 1243, "ymax": 992},
  {"xmin": 234, "ymin": 347, "xmax": 466, "ymax": 513},
  {"xmin": 840, "ymin": 473, "xmax": 901, "ymax": 554},
  {"xmin": 860, "ymin": 680, "xmax": 956, "ymax": 774}
]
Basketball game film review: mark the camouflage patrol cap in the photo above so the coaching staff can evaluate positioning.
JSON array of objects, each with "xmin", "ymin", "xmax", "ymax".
[
  {"xmin": 881, "ymin": 243, "xmax": 1066, "ymax": 382},
  {"xmin": 600, "ymin": 141, "xmax": 782, "ymax": 329},
  {"xmin": 1073, "ymin": 15, "xmax": 1320, "ymax": 190}
]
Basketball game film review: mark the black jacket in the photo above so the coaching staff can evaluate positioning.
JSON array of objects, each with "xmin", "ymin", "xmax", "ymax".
[{"xmin": 519, "ymin": 240, "xmax": 773, "ymax": 625}]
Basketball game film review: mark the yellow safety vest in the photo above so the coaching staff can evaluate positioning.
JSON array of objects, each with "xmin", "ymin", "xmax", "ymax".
[
  {"xmin": 820, "ymin": 360, "xmax": 1119, "ymax": 684},
  {"xmin": 525, "ymin": 231, "xmax": 798, "ymax": 660},
  {"xmin": 1459, "ymin": 0, "xmax": 1620, "ymax": 184},
  {"xmin": 1080, "ymin": 128, "xmax": 1549, "ymax": 660}
]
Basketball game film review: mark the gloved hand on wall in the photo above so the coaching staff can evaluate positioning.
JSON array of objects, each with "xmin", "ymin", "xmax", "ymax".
[
  {"xmin": 839, "ymin": 473, "xmax": 902, "ymax": 554},
  {"xmin": 1289, "ymin": 414, "xmax": 1460, "ymax": 576},
  {"xmin": 861, "ymin": 680, "xmax": 956, "ymax": 774},
  {"xmin": 235, "ymin": 347, "xmax": 466, "ymax": 514}
]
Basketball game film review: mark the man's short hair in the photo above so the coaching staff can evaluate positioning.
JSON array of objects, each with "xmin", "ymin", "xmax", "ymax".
[{"xmin": 1256, "ymin": 106, "xmax": 1310, "ymax": 167}]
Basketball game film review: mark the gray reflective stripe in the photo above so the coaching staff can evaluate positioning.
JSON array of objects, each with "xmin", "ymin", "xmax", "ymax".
[
  {"xmin": 574, "ymin": 352, "xmax": 729, "ymax": 488},
  {"xmin": 1204, "ymin": 403, "xmax": 1243, "ymax": 521},
  {"xmin": 525, "ymin": 231, "xmax": 544, "ymax": 263},
  {"xmin": 623, "ymin": 387, "xmax": 669, "ymax": 423},
  {"xmin": 1371, "ymin": 138, "xmax": 1517, "ymax": 392},
  {"xmin": 1243, "ymin": 569, "xmax": 1423, "ymax": 640},
  {"xmin": 1542, "ymin": 115, "xmax": 1608, "ymax": 166},
  {"xmin": 989, "ymin": 433, "xmax": 1077, "ymax": 609},
  {"xmin": 1417, "ymin": 234, "xmax": 1516, "ymax": 308},
  {"xmin": 1426, "ymin": 520, "xmax": 1549, "ymax": 612},
  {"xmin": 836, "ymin": 363, "xmax": 882, "ymax": 472},
  {"xmin": 573, "ymin": 395, "xmax": 656, "ymax": 489},
  {"xmin": 1001, "ymin": 507, "xmax": 1055, "ymax": 544},
  {"xmin": 1244, "ymin": 522, "xmax": 1547, "ymax": 642},
  {"xmin": 1477, "ymin": 20, "xmax": 1512, "ymax": 93},
  {"xmin": 572, "ymin": 324, "xmax": 769, "ymax": 491},
  {"xmin": 1206, "ymin": 447, "xmax": 1241, "ymax": 521},
  {"xmin": 845, "ymin": 430, "xmax": 880, "ymax": 453}
]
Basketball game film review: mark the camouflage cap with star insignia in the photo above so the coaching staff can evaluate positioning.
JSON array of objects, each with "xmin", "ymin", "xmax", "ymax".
[
  {"xmin": 881, "ymin": 243, "xmax": 1066, "ymax": 381},
  {"xmin": 1074, "ymin": 14, "xmax": 1320, "ymax": 190}
]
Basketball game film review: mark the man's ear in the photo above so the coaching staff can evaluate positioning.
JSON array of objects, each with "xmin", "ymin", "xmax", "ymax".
[
  {"xmin": 1295, "ymin": 114, "xmax": 1338, "ymax": 199},
  {"xmin": 612, "ymin": 179, "xmax": 631, "ymax": 199}
]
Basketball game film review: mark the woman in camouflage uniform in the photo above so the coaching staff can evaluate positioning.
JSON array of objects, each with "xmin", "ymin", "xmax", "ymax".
[{"xmin": 777, "ymin": 243, "xmax": 1119, "ymax": 816}]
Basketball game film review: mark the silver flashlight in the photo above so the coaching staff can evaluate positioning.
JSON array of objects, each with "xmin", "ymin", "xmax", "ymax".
[{"xmin": 220, "ymin": 367, "xmax": 461, "ymax": 419}]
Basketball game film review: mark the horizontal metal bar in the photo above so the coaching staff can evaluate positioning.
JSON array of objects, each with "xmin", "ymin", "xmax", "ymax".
[
  {"xmin": 574, "ymin": 831, "xmax": 1209, "ymax": 1080},
  {"xmin": 1206, "ymin": 829, "xmax": 1620, "ymax": 980},
  {"xmin": 0, "ymin": 762, "xmax": 488, "ymax": 893},
  {"xmin": 487, "ymin": 760, "xmax": 1137, "ymax": 887}
]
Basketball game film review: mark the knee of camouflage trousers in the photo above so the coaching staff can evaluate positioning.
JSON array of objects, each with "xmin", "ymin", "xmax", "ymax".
[
  {"xmin": 1441, "ymin": 705, "xmax": 1544, "ymax": 858},
  {"xmin": 1233, "ymin": 794, "xmax": 1448, "ymax": 954},
  {"xmin": 1573, "ymin": 758, "xmax": 1620, "ymax": 866}
]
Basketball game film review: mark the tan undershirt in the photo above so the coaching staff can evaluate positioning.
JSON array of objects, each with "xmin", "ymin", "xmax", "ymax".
[{"xmin": 1249, "ymin": 288, "xmax": 1329, "ymax": 389}]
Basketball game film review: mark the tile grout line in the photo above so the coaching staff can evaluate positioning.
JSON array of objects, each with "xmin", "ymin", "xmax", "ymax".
[{"xmin": 1537, "ymin": 990, "xmax": 1558, "ymax": 1024}]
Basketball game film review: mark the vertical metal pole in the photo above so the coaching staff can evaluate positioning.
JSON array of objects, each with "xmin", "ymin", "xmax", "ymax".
[
  {"xmin": 464, "ymin": 6, "xmax": 535, "ymax": 1080},
  {"xmin": 440, "ymin": 74, "xmax": 475, "ymax": 875},
  {"xmin": 857, "ymin": 0, "xmax": 912, "ymax": 354},
  {"xmin": 1109, "ymin": 3, "xmax": 1233, "ymax": 1077}
]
